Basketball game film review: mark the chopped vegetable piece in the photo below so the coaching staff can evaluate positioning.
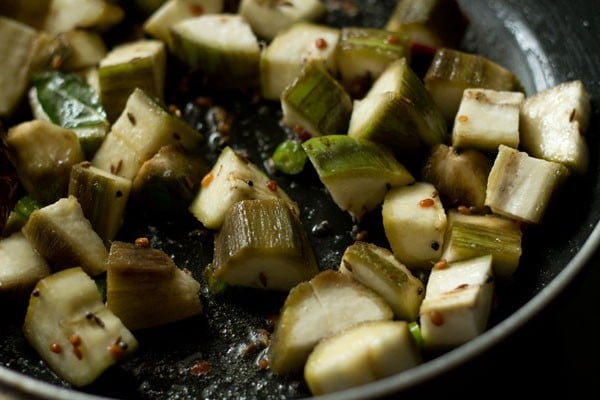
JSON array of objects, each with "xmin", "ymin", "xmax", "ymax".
[
  {"xmin": 268, "ymin": 270, "xmax": 393, "ymax": 375},
  {"xmin": 485, "ymin": 144, "xmax": 569, "ymax": 224},
  {"xmin": 303, "ymin": 135, "xmax": 415, "ymax": 221},
  {"xmin": 42, "ymin": 0, "xmax": 125, "ymax": 35},
  {"xmin": 0, "ymin": 232, "xmax": 50, "ymax": 295},
  {"xmin": 23, "ymin": 267, "xmax": 138, "ymax": 387},
  {"xmin": 6, "ymin": 119, "xmax": 85, "ymax": 205},
  {"xmin": 304, "ymin": 320, "xmax": 422, "ymax": 395},
  {"xmin": 22, "ymin": 196, "xmax": 109, "ymax": 276},
  {"xmin": 212, "ymin": 198, "xmax": 318, "ymax": 291},
  {"xmin": 419, "ymin": 255, "xmax": 495, "ymax": 350},
  {"xmin": 106, "ymin": 241, "xmax": 203, "ymax": 331},
  {"xmin": 339, "ymin": 241, "xmax": 424, "ymax": 320}
]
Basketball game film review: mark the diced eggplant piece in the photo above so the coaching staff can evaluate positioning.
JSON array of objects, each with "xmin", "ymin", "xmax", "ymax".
[
  {"xmin": 189, "ymin": 146, "xmax": 297, "ymax": 230},
  {"xmin": 335, "ymin": 27, "xmax": 411, "ymax": 98},
  {"xmin": 68, "ymin": 161, "xmax": 132, "ymax": 244},
  {"xmin": 23, "ymin": 267, "xmax": 138, "ymax": 387},
  {"xmin": 339, "ymin": 241, "xmax": 424, "ymax": 321},
  {"xmin": 304, "ymin": 320, "xmax": 422, "ymax": 395},
  {"xmin": 268, "ymin": 270, "xmax": 393, "ymax": 375},
  {"xmin": 91, "ymin": 88, "xmax": 203, "ymax": 180},
  {"xmin": 29, "ymin": 70, "xmax": 109, "ymax": 159},
  {"xmin": 452, "ymin": 88, "xmax": 524, "ymax": 152},
  {"xmin": 385, "ymin": 0, "xmax": 469, "ymax": 49},
  {"xmin": 260, "ymin": 22, "xmax": 340, "ymax": 100},
  {"xmin": 53, "ymin": 29, "xmax": 108, "ymax": 71},
  {"xmin": 485, "ymin": 144, "xmax": 569, "ymax": 224},
  {"xmin": 419, "ymin": 255, "xmax": 495, "ymax": 350},
  {"xmin": 106, "ymin": 241, "xmax": 203, "ymax": 331},
  {"xmin": 6, "ymin": 119, "xmax": 85, "ymax": 205},
  {"xmin": 420, "ymin": 143, "xmax": 493, "ymax": 210},
  {"xmin": 22, "ymin": 196, "xmax": 109, "ymax": 276},
  {"xmin": 170, "ymin": 14, "xmax": 261, "ymax": 89},
  {"xmin": 520, "ymin": 80, "xmax": 591, "ymax": 174},
  {"xmin": 98, "ymin": 39, "xmax": 166, "ymax": 122},
  {"xmin": 281, "ymin": 61, "xmax": 353, "ymax": 137},
  {"xmin": 424, "ymin": 48, "xmax": 523, "ymax": 124},
  {"xmin": 239, "ymin": 0, "xmax": 326, "ymax": 40},
  {"xmin": 382, "ymin": 181, "xmax": 447, "ymax": 269},
  {"xmin": 144, "ymin": 0, "xmax": 224, "ymax": 47},
  {"xmin": 441, "ymin": 209, "xmax": 523, "ymax": 279},
  {"xmin": 0, "ymin": 17, "xmax": 49, "ymax": 117},
  {"xmin": 212, "ymin": 199, "xmax": 318, "ymax": 291},
  {"xmin": 302, "ymin": 135, "xmax": 415, "ymax": 221},
  {"xmin": 131, "ymin": 144, "xmax": 209, "ymax": 215},
  {"xmin": 0, "ymin": 232, "xmax": 50, "ymax": 295},
  {"xmin": 348, "ymin": 58, "xmax": 447, "ymax": 154},
  {"xmin": 42, "ymin": 0, "xmax": 125, "ymax": 35}
]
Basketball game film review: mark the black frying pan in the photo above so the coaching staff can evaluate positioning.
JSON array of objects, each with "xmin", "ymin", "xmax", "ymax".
[{"xmin": 1, "ymin": 0, "xmax": 599, "ymax": 398}]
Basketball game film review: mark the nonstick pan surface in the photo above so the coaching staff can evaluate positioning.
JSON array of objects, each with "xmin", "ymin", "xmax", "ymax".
[{"xmin": 1, "ymin": 0, "xmax": 599, "ymax": 398}]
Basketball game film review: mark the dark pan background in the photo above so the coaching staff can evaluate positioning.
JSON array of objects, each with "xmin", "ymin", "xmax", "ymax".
[{"xmin": 1, "ymin": 0, "xmax": 599, "ymax": 398}]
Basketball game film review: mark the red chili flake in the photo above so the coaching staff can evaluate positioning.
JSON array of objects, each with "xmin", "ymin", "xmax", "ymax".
[
  {"xmin": 134, "ymin": 237, "xmax": 150, "ymax": 248},
  {"xmin": 266, "ymin": 314, "xmax": 279, "ymax": 329},
  {"xmin": 108, "ymin": 343, "xmax": 125, "ymax": 359},
  {"xmin": 72, "ymin": 347, "xmax": 83, "ymax": 360},
  {"xmin": 315, "ymin": 37, "xmax": 328, "ymax": 49},
  {"xmin": 457, "ymin": 205, "xmax": 471, "ymax": 215},
  {"xmin": 201, "ymin": 172, "xmax": 214, "ymax": 188},
  {"xmin": 259, "ymin": 272, "xmax": 268, "ymax": 287},
  {"xmin": 195, "ymin": 96, "xmax": 212, "ymax": 108},
  {"xmin": 354, "ymin": 230, "xmax": 369, "ymax": 241},
  {"xmin": 68, "ymin": 334, "xmax": 82, "ymax": 346},
  {"xmin": 429, "ymin": 310, "xmax": 444, "ymax": 326},
  {"xmin": 419, "ymin": 198, "xmax": 435, "ymax": 208},
  {"xmin": 433, "ymin": 259, "xmax": 448, "ymax": 270},
  {"xmin": 190, "ymin": 361, "xmax": 211, "ymax": 376},
  {"xmin": 49, "ymin": 343, "xmax": 62, "ymax": 354},
  {"xmin": 266, "ymin": 180, "xmax": 278, "ymax": 192},
  {"xmin": 51, "ymin": 55, "xmax": 63, "ymax": 69},
  {"xmin": 258, "ymin": 358, "xmax": 269, "ymax": 370},
  {"xmin": 385, "ymin": 34, "xmax": 400, "ymax": 45},
  {"xmin": 292, "ymin": 125, "xmax": 312, "ymax": 142},
  {"xmin": 189, "ymin": 4, "xmax": 205, "ymax": 15},
  {"xmin": 168, "ymin": 104, "xmax": 182, "ymax": 117},
  {"xmin": 457, "ymin": 115, "xmax": 469, "ymax": 123}
]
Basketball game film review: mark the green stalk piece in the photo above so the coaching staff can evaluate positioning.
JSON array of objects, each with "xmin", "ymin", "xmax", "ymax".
[
  {"xmin": 441, "ymin": 210, "xmax": 523, "ymax": 279},
  {"xmin": 106, "ymin": 241, "xmax": 203, "ymax": 331},
  {"xmin": 91, "ymin": 88, "xmax": 203, "ymax": 181},
  {"xmin": 68, "ymin": 161, "xmax": 132, "ymax": 245},
  {"xmin": 424, "ymin": 48, "xmax": 523, "ymax": 124},
  {"xmin": 23, "ymin": 267, "xmax": 138, "ymax": 387},
  {"xmin": 132, "ymin": 144, "xmax": 210, "ymax": 215},
  {"xmin": 339, "ymin": 241, "xmax": 424, "ymax": 321},
  {"xmin": 22, "ymin": 196, "xmax": 109, "ymax": 277},
  {"xmin": 302, "ymin": 135, "xmax": 415, "ymax": 221},
  {"xmin": 281, "ymin": 61, "xmax": 353, "ymax": 137},
  {"xmin": 6, "ymin": 120, "xmax": 85, "ymax": 206},
  {"xmin": 348, "ymin": 58, "xmax": 447, "ymax": 155},
  {"xmin": 385, "ymin": 0, "xmax": 469, "ymax": 49},
  {"xmin": 335, "ymin": 27, "xmax": 411, "ymax": 97},
  {"xmin": 98, "ymin": 39, "xmax": 166, "ymax": 122},
  {"xmin": 212, "ymin": 199, "xmax": 318, "ymax": 291},
  {"xmin": 30, "ymin": 70, "xmax": 110, "ymax": 159},
  {"xmin": 1, "ymin": 196, "xmax": 40, "ymax": 237},
  {"xmin": 170, "ymin": 14, "xmax": 261, "ymax": 89}
]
